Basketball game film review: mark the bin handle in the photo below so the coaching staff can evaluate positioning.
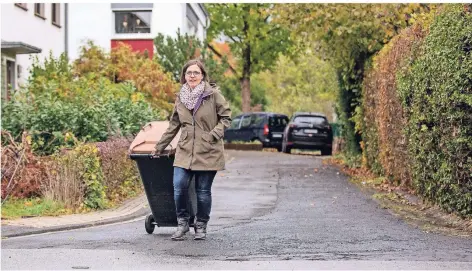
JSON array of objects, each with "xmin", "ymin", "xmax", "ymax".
[
  {"xmin": 150, "ymin": 143, "xmax": 173, "ymax": 159},
  {"xmin": 142, "ymin": 122, "xmax": 152, "ymax": 130}
]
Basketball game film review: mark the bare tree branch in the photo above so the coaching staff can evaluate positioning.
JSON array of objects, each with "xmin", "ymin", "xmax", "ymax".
[{"xmin": 207, "ymin": 43, "xmax": 238, "ymax": 74}]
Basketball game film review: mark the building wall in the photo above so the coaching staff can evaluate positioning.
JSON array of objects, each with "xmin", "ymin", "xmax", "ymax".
[
  {"xmin": 67, "ymin": 3, "xmax": 111, "ymax": 60},
  {"xmin": 68, "ymin": 3, "xmax": 208, "ymax": 61},
  {"xmin": 1, "ymin": 3, "xmax": 65, "ymax": 87},
  {"xmin": 152, "ymin": 3, "xmax": 184, "ymax": 38},
  {"xmin": 110, "ymin": 39, "xmax": 154, "ymax": 58}
]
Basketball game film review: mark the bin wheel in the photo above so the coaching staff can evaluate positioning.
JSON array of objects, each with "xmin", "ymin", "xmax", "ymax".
[{"xmin": 145, "ymin": 214, "xmax": 155, "ymax": 234}]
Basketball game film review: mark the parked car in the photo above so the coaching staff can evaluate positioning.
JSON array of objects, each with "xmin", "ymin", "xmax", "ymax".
[
  {"xmin": 224, "ymin": 112, "xmax": 289, "ymax": 151},
  {"xmin": 282, "ymin": 112, "xmax": 333, "ymax": 155}
]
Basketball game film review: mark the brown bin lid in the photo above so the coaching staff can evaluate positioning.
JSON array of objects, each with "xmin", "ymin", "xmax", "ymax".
[{"xmin": 129, "ymin": 121, "xmax": 181, "ymax": 155}]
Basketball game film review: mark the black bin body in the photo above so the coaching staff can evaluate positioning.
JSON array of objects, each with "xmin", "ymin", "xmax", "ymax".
[
  {"xmin": 130, "ymin": 154, "xmax": 177, "ymax": 226},
  {"xmin": 128, "ymin": 121, "xmax": 196, "ymax": 228}
]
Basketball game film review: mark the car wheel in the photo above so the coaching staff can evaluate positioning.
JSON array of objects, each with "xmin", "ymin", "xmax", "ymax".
[{"xmin": 321, "ymin": 146, "xmax": 332, "ymax": 156}]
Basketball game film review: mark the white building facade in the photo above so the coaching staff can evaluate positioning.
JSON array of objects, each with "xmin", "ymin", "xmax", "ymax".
[
  {"xmin": 1, "ymin": 3, "xmax": 209, "ymax": 100},
  {"xmin": 68, "ymin": 3, "xmax": 209, "ymax": 60},
  {"xmin": 1, "ymin": 3, "xmax": 67, "ymax": 99}
]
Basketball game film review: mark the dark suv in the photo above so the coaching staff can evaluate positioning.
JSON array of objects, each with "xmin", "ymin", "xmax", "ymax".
[
  {"xmin": 224, "ymin": 112, "xmax": 289, "ymax": 151},
  {"xmin": 282, "ymin": 112, "xmax": 333, "ymax": 155}
]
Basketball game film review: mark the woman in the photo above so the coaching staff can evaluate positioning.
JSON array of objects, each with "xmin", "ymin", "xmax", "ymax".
[{"xmin": 153, "ymin": 59, "xmax": 231, "ymax": 241}]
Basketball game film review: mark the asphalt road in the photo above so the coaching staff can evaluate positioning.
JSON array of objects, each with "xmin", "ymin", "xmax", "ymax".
[{"xmin": 2, "ymin": 151, "xmax": 472, "ymax": 270}]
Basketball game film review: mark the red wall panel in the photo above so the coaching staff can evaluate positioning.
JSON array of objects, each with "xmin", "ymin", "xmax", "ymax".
[{"xmin": 111, "ymin": 39, "xmax": 154, "ymax": 59}]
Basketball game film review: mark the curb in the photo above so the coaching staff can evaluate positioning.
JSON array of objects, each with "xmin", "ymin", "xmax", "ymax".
[
  {"xmin": 2, "ymin": 206, "xmax": 150, "ymax": 238},
  {"xmin": 224, "ymin": 143, "xmax": 263, "ymax": 151}
]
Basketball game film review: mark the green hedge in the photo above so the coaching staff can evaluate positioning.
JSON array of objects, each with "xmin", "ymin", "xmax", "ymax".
[
  {"xmin": 1, "ymin": 78, "xmax": 162, "ymax": 155},
  {"xmin": 397, "ymin": 5, "xmax": 472, "ymax": 217}
]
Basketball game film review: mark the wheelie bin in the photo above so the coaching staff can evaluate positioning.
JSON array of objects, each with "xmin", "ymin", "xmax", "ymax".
[{"xmin": 129, "ymin": 121, "xmax": 196, "ymax": 234}]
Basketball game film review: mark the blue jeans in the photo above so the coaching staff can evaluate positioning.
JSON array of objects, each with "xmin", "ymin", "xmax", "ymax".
[{"xmin": 173, "ymin": 167, "xmax": 216, "ymax": 223}]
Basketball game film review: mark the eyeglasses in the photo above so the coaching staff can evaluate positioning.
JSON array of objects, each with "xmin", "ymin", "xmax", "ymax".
[{"xmin": 185, "ymin": 71, "xmax": 202, "ymax": 77}]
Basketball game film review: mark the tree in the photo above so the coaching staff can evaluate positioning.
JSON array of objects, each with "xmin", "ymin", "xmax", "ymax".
[
  {"xmin": 72, "ymin": 41, "xmax": 177, "ymax": 113},
  {"xmin": 206, "ymin": 3, "xmax": 293, "ymax": 112},
  {"xmin": 256, "ymin": 53, "xmax": 338, "ymax": 120},
  {"xmin": 273, "ymin": 3, "xmax": 435, "ymax": 155},
  {"xmin": 154, "ymin": 30, "xmax": 229, "ymax": 86}
]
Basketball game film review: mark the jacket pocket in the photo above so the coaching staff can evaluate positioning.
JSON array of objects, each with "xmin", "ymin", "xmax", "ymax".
[
  {"xmin": 202, "ymin": 132, "xmax": 216, "ymax": 144},
  {"xmin": 178, "ymin": 130, "xmax": 188, "ymax": 148}
]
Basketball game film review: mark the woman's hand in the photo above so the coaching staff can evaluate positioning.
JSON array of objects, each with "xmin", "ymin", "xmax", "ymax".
[{"xmin": 151, "ymin": 148, "xmax": 161, "ymax": 157}]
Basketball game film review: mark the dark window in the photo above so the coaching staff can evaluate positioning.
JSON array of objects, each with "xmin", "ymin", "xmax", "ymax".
[
  {"xmin": 293, "ymin": 116, "xmax": 328, "ymax": 125},
  {"xmin": 250, "ymin": 114, "xmax": 266, "ymax": 127},
  {"xmin": 230, "ymin": 117, "xmax": 241, "ymax": 129},
  {"xmin": 240, "ymin": 116, "xmax": 252, "ymax": 128},
  {"xmin": 114, "ymin": 11, "xmax": 151, "ymax": 34},
  {"xmin": 52, "ymin": 3, "xmax": 60, "ymax": 26},
  {"xmin": 269, "ymin": 116, "xmax": 288, "ymax": 128},
  {"xmin": 6, "ymin": 60, "xmax": 16, "ymax": 100},
  {"xmin": 34, "ymin": 3, "xmax": 45, "ymax": 18}
]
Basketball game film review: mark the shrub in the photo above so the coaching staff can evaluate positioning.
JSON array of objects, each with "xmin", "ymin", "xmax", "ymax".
[
  {"xmin": 74, "ymin": 42, "xmax": 178, "ymax": 114},
  {"xmin": 1, "ymin": 77, "xmax": 161, "ymax": 155},
  {"xmin": 1, "ymin": 131, "xmax": 47, "ymax": 201},
  {"xmin": 361, "ymin": 23, "xmax": 429, "ymax": 183},
  {"xmin": 95, "ymin": 138, "xmax": 141, "ymax": 204},
  {"xmin": 44, "ymin": 143, "xmax": 107, "ymax": 209},
  {"xmin": 397, "ymin": 5, "xmax": 472, "ymax": 216}
]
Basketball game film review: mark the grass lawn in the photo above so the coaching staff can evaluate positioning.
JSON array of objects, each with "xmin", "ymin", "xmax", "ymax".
[{"xmin": 1, "ymin": 198, "xmax": 68, "ymax": 220}]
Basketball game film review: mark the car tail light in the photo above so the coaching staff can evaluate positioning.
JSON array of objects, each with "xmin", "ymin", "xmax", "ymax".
[
  {"xmin": 289, "ymin": 124, "xmax": 297, "ymax": 128},
  {"xmin": 263, "ymin": 124, "xmax": 269, "ymax": 135}
]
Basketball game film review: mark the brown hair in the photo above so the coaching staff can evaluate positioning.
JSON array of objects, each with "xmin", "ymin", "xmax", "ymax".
[{"xmin": 180, "ymin": 59, "xmax": 209, "ymax": 84}]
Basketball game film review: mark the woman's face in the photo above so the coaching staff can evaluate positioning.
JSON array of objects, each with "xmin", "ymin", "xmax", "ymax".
[{"xmin": 185, "ymin": 64, "xmax": 203, "ymax": 89}]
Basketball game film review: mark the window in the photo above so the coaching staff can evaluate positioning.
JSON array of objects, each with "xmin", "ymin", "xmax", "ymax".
[
  {"xmin": 269, "ymin": 116, "xmax": 288, "ymax": 128},
  {"xmin": 186, "ymin": 4, "xmax": 198, "ymax": 36},
  {"xmin": 6, "ymin": 60, "xmax": 16, "ymax": 100},
  {"xmin": 114, "ymin": 11, "xmax": 151, "ymax": 34},
  {"xmin": 230, "ymin": 117, "xmax": 241, "ymax": 129},
  {"xmin": 51, "ymin": 3, "xmax": 60, "ymax": 27},
  {"xmin": 34, "ymin": 3, "xmax": 45, "ymax": 19},
  {"xmin": 294, "ymin": 116, "xmax": 328, "ymax": 125},
  {"xmin": 15, "ymin": 3, "xmax": 27, "ymax": 10},
  {"xmin": 187, "ymin": 18, "xmax": 197, "ymax": 36},
  {"xmin": 240, "ymin": 116, "xmax": 252, "ymax": 128},
  {"xmin": 251, "ymin": 115, "xmax": 266, "ymax": 127}
]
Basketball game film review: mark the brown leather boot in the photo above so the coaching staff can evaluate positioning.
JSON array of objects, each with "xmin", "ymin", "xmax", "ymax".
[
  {"xmin": 171, "ymin": 218, "xmax": 189, "ymax": 241},
  {"xmin": 194, "ymin": 221, "xmax": 207, "ymax": 240}
]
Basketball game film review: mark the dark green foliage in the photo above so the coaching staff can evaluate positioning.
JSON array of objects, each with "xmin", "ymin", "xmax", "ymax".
[
  {"xmin": 397, "ymin": 5, "xmax": 472, "ymax": 217},
  {"xmin": 1, "ymin": 52, "xmax": 162, "ymax": 156},
  {"xmin": 154, "ymin": 30, "xmax": 229, "ymax": 85}
]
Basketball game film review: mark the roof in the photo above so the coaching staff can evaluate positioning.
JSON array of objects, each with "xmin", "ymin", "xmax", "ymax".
[
  {"xmin": 293, "ymin": 112, "xmax": 327, "ymax": 117},
  {"xmin": 1, "ymin": 41, "xmax": 42, "ymax": 54},
  {"xmin": 235, "ymin": 112, "xmax": 289, "ymax": 118}
]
